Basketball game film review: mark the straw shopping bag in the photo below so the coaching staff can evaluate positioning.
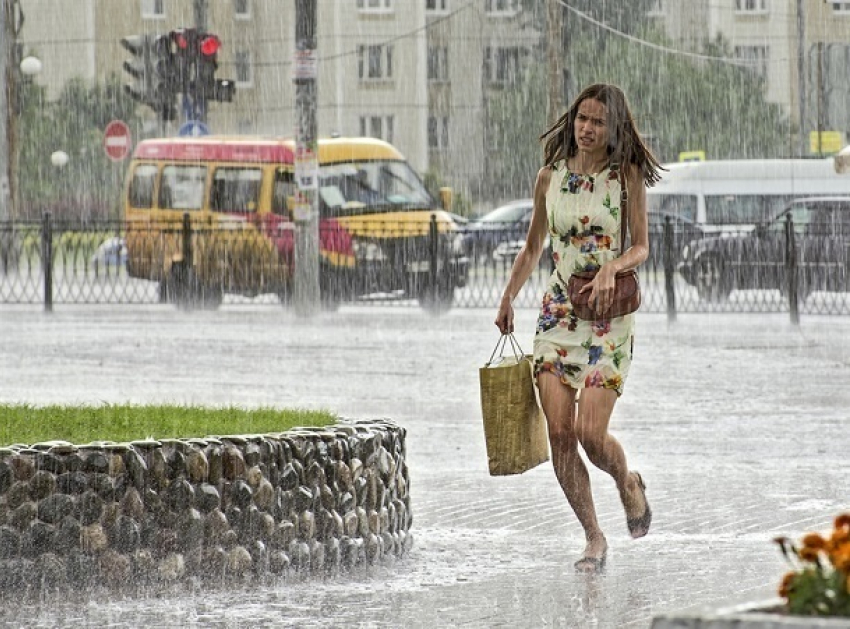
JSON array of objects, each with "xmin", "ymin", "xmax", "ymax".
[{"xmin": 479, "ymin": 334, "xmax": 550, "ymax": 476}]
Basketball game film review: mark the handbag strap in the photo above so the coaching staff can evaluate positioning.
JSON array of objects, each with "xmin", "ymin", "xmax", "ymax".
[
  {"xmin": 614, "ymin": 163, "xmax": 628, "ymax": 254},
  {"xmin": 487, "ymin": 333, "xmax": 525, "ymax": 365}
]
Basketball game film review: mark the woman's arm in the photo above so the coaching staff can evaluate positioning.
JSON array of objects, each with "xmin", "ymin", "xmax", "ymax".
[
  {"xmin": 614, "ymin": 164, "xmax": 649, "ymax": 272},
  {"xmin": 494, "ymin": 166, "xmax": 551, "ymax": 334}
]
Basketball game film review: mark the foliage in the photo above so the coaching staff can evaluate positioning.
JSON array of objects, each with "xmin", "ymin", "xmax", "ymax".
[
  {"xmin": 774, "ymin": 514, "xmax": 850, "ymax": 617},
  {"xmin": 0, "ymin": 404, "xmax": 337, "ymax": 446},
  {"xmin": 16, "ymin": 76, "xmax": 143, "ymax": 221},
  {"xmin": 519, "ymin": 0, "xmax": 659, "ymax": 37},
  {"xmin": 482, "ymin": 8, "xmax": 791, "ymax": 202}
]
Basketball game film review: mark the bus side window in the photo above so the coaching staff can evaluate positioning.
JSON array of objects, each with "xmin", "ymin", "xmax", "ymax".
[
  {"xmin": 160, "ymin": 165, "xmax": 206, "ymax": 210},
  {"xmin": 272, "ymin": 169, "xmax": 295, "ymax": 215},
  {"xmin": 210, "ymin": 167, "xmax": 262, "ymax": 213},
  {"xmin": 128, "ymin": 164, "xmax": 158, "ymax": 209}
]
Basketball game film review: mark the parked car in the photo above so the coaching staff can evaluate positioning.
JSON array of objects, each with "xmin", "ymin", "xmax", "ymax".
[
  {"xmin": 678, "ymin": 196, "xmax": 850, "ymax": 302},
  {"xmin": 646, "ymin": 209, "xmax": 707, "ymax": 267},
  {"xmin": 463, "ymin": 199, "xmax": 534, "ymax": 262},
  {"xmin": 90, "ymin": 237, "xmax": 127, "ymax": 272}
]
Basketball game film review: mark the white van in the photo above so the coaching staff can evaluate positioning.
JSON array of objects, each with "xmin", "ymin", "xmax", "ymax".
[{"xmin": 647, "ymin": 158, "xmax": 850, "ymax": 232}]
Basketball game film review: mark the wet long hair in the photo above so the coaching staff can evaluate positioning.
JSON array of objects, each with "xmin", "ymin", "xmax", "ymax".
[{"xmin": 540, "ymin": 83, "xmax": 663, "ymax": 187}]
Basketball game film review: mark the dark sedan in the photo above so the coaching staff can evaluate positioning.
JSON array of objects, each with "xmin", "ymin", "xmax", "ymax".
[
  {"xmin": 679, "ymin": 196, "xmax": 850, "ymax": 302},
  {"xmin": 646, "ymin": 209, "xmax": 707, "ymax": 268},
  {"xmin": 462, "ymin": 199, "xmax": 534, "ymax": 263}
]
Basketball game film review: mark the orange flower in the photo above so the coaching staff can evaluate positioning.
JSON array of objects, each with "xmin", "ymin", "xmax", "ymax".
[
  {"xmin": 778, "ymin": 571, "xmax": 796, "ymax": 598},
  {"xmin": 830, "ymin": 545, "xmax": 850, "ymax": 572},
  {"xmin": 802, "ymin": 533, "xmax": 827, "ymax": 550},
  {"xmin": 831, "ymin": 527, "xmax": 850, "ymax": 548},
  {"xmin": 835, "ymin": 513, "xmax": 850, "ymax": 530},
  {"xmin": 798, "ymin": 546, "xmax": 821, "ymax": 563}
]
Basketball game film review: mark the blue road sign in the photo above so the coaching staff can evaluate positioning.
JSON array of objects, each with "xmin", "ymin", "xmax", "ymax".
[{"xmin": 178, "ymin": 120, "xmax": 210, "ymax": 137}]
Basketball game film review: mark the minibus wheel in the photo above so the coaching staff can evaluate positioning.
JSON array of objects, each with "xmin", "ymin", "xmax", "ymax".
[{"xmin": 164, "ymin": 265, "xmax": 222, "ymax": 310}]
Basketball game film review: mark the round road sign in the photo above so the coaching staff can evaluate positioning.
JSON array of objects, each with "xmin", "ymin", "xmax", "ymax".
[{"xmin": 104, "ymin": 120, "xmax": 132, "ymax": 162}]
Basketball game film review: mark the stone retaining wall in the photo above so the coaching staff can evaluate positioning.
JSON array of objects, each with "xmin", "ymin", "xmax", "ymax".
[{"xmin": 0, "ymin": 419, "xmax": 411, "ymax": 590}]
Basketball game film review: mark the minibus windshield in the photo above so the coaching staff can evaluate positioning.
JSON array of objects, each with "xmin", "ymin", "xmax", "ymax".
[{"xmin": 318, "ymin": 160, "xmax": 434, "ymax": 214}]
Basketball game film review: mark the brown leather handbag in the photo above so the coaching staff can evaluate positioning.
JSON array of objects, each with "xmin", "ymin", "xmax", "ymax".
[{"xmin": 566, "ymin": 166, "xmax": 641, "ymax": 321}]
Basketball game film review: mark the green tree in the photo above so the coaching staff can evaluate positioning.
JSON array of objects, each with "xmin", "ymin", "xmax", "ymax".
[
  {"xmin": 482, "ymin": 17, "xmax": 791, "ymax": 202},
  {"xmin": 17, "ymin": 76, "xmax": 143, "ymax": 221}
]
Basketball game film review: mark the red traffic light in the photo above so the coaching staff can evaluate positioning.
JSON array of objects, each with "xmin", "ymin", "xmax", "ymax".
[
  {"xmin": 200, "ymin": 35, "xmax": 221, "ymax": 57},
  {"xmin": 172, "ymin": 31, "xmax": 189, "ymax": 50}
]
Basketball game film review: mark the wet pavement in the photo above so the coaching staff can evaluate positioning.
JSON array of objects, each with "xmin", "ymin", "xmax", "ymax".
[{"xmin": 1, "ymin": 304, "xmax": 849, "ymax": 628}]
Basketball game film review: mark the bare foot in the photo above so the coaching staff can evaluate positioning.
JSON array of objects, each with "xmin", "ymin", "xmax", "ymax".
[
  {"xmin": 621, "ymin": 471, "xmax": 651, "ymax": 538},
  {"xmin": 574, "ymin": 535, "xmax": 608, "ymax": 573}
]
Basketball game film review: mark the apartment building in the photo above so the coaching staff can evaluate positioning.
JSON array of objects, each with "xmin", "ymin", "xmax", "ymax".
[
  {"xmin": 652, "ymin": 0, "xmax": 850, "ymax": 154},
  {"xmin": 18, "ymin": 1, "xmax": 845, "ymax": 203}
]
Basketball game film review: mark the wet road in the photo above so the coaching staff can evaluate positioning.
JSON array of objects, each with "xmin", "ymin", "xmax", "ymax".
[{"xmin": 1, "ymin": 305, "xmax": 848, "ymax": 628}]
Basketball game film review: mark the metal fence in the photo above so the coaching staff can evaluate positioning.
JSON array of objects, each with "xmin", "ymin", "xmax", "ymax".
[{"xmin": 1, "ymin": 214, "xmax": 848, "ymax": 320}]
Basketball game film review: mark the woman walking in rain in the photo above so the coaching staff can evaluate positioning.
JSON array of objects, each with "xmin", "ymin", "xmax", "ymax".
[{"xmin": 495, "ymin": 83, "xmax": 662, "ymax": 572}]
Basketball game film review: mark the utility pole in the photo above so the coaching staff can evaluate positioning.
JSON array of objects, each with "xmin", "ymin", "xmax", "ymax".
[
  {"xmin": 546, "ymin": 1, "xmax": 564, "ymax": 125},
  {"xmin": 796, "ymin": 0, "xmax": 806, "ymax": 157},
  {"xmin": 293, "ymin": 0, "xmax": 320, "ymax": 316},
  {"xmin": 193, "ymin": 0, "xmax": 207, "ymax": 31},
  {"xmin": 0, "ymin": 0, "xmax": 15, "ymax": 222}
]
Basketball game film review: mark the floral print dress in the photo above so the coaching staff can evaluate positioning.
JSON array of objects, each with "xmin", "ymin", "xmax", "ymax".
[{"xmin": 533, "ymin": 161, "xmax": 634, "ymax": 397}]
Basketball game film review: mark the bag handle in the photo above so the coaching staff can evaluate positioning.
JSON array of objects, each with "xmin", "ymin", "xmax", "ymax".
[{"xmin": 487, "ymin": 333, "xmax": 526, "ymax": 366}]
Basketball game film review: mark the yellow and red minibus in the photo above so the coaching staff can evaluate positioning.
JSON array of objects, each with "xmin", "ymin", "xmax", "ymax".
[{"xmin": 123, "ymin": 135, "xmax": 467, "ymax": 310}]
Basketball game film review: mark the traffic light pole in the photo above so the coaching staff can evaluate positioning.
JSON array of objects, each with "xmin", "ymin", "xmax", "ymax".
[
  {"xmin": 293, "ymin": 0, "xmax": 320, "ymax": 316},
  {"xmin": 193, "ymin": 0, "xmax": 207, "ymax": 32}
]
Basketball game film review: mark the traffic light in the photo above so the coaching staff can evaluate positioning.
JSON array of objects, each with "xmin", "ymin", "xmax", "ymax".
[
  {"xmin": 120, "ymin": 34, "xmax": 151, "ymax": 105},
  {"xmin": 170, "ymin": 29, "xmax": 236, "ymax": 108},
  {"xmin": 120, "ymin": 34, "xmax": 177, "ymax": 121},
  {"xmin": 150, "ymin": 34, "xmax": 178, "ymax": 121}
]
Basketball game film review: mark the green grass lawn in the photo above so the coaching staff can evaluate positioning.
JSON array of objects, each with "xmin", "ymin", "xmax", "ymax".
[{"xmin": 0, "ymin": 404, "xmax": 338, "ymax": 447}]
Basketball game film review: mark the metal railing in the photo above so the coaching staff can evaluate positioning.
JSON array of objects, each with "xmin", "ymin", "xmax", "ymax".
[{"xmin": 1, "ymin": 213, "xmax": 848, "ymax": 320}]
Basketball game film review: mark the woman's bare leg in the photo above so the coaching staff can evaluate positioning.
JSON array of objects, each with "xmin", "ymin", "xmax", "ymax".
[
  {"xmin": 576, "ymin": 388, "xmax": 648, "ymax": 532},
  {"xmin": 537, "ymin": 373, "xmax": 607, "ymax": 567}
]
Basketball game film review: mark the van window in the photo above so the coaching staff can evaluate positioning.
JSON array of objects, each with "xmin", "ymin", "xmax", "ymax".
[
  {"xmin": 705, "ymin": 195, "xmax": 764, "ymax": 225},
  {"xmin": 128, "ymin": 164, "xmax": 158, "ymax": 209},
  {"xmin": 159, "ymin": 165, "xmax": 207, "ymax": 210},
  {"xmin": 768, "ymin": 204, "xmax": 811, "ymax": 235},
  {"xmin": 646, "ymin": 194, "xmax": 697, "ymax": 222},
  {"xmin": 272, "ymin": 169, "xmax": 296, "ymax": 215},
  {"xmin": 210, "ymin": 167, "xmax": 262, "ymax": 213}
]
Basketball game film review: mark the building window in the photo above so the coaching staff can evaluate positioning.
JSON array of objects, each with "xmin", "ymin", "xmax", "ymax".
[
  {"xmin": 830, "ymin": 1, "xmax": 850, "ymax": 13},
  {"xmin": 141, "ymin": 0, "xmax": 165, "ymax": 18},
  {"xmin": 483, "ymin": 46, "xmax": 522, "ymax": 84},
  {"xmin": 428, "ymin": 116, "xmax": 449, "ymax": 150},
  {"xmin": 359, "ymin": 115, "xmax": 394, "ymax": 143},
  {"xmin": 235, "ymin": 50, "xmax": 253, "ymax": 86},
  {"xmin": 485, "ymin": 0, "xmax": 519, "ymax": 15},
  {"xmin": 357, "ymin": 45, "xmax": 393, "ymax": 80},
  {"xmin": 427, "ymin": 46, "xmax": 449, "ymax": 82},
  {"xmin": 734, "ymin": 45, "xmax": 768, "ymax": 78},
  {"xmin": 734, "ymin": 0, "xmax": 768, "ymax": 13},
  {"xmin": 234, "ymin": 0, "xmax": 251, "ymax": 19},
  {"xmin": 357, "ymin": 0, "xmax": 393, "ymax": 11},
  {"xmin": 426, "ymin": 0, "xmax": 448, "ymax": 12}
]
